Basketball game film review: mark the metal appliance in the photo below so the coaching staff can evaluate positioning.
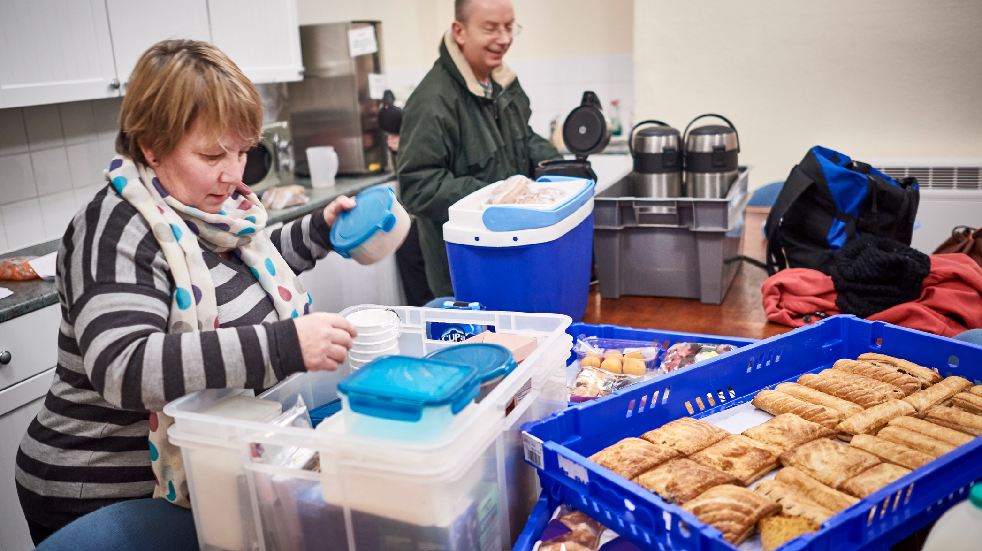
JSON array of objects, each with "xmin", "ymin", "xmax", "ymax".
[
  {"xmin": 534, "ymin": 91, "xmax": 609, "ymax": 181},
  {"xmin": 628, "ymin": 120, "xmax": 682, "ymax": 197},
  {"xmin": 287, "ymin": 21, "xmax": 386, "ymax": 175},
  {"xmin": 242, "ymin": 121, "xmax": 294, "ymax": 190},
  {"xmin": 683, "ymin": 113, "xmax": 740, "ymax": 198}
]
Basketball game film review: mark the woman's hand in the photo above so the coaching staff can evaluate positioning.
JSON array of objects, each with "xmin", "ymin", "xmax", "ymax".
[
  {"xmin": 294, "ymin": 312, "xmax": 358, "ymax": 371},
  {"xmin": 322, "ymin": 196, "xmax": 357, "ymax": 227}
]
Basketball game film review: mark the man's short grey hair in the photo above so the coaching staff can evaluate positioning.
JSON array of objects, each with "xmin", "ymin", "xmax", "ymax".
[{"xmin": 454, "ymin": 0, "xmax": 473, "ymax": 21}]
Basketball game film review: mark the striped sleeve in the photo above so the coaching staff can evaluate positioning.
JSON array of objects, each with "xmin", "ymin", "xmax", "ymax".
[
  {"xmin": 66, "ymin": 196, "xmax": 305, "ymax": 411},
  {"xmin": 269, "ymin": 209, "xmax": 332, "ymax": 273}
]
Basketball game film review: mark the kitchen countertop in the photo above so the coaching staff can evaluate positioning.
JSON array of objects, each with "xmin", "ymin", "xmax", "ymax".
[{"xmin": 0, "ymin": 172, "xmax": 395, "ymax": 323}]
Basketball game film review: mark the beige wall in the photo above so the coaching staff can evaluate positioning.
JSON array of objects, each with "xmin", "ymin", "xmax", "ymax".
[
  {"xmin": 296, "ymin": 0, "xmax": 632, "ymax": 69},
  {"xmin": 634, "ymin": 0, "xmax": 982, "ymax": 187}
]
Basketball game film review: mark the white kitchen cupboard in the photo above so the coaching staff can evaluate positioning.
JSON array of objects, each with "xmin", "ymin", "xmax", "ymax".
[
  {"xmin": 208, "ymin": 0, "xmax": 304, "ymax": 84},
  {"xmin": 0, "ymin": 0, "xmax": 118, "ymax": 109},
  {"xmin": 0, "ymin": 304, "xmax": 60, "ymax": 551}
]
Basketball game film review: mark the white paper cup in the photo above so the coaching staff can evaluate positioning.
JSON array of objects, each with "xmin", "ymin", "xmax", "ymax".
[
  {"xmin": 346, "ymin": 308, "xmax": 400, "ymax": 333},
  {"xmin": 349, "ymin": 345, "xmax": 399, "ymax": 364},
  {"xmin": 306, "ymin": 146, "xmax": 338, "ymax": 189},
  {"xmin": 351, "ymin": 337, "xmax": 399, "ymax": 353}
]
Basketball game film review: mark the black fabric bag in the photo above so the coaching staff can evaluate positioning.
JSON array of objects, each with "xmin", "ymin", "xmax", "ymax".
[{"xmin": 765, "ymin": 146, "xmax": 920, "ymax": 275}]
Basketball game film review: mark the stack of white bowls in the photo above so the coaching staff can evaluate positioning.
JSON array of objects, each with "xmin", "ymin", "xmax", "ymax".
[{"xmin": 345, "ymin": 308, "xmax": 401, "ymax": 370}]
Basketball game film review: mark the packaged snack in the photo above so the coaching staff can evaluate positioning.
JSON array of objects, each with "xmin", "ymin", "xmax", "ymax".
[
  {"xmin": 0, "ymin": 256, "xmax": 40, "ymax": 281},
  {"xmin": 569, "ymin": 336, "xmax": 663, "ymax": 402},
  {"xmin": 660, "ymin": 342, "xmax": 737, "ymax": 372},
  {"xmin": 536, "ymin": 506, "xmax": 604, "ymax": 551},
  {"xmin": 260, "ymin": 184, "xmax": 310, "ymax": 211}
]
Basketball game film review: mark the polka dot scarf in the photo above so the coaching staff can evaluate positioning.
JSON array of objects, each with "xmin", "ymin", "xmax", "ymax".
[{"xmin": 106, "ymin": 155, "xmax": 312, "ymax": 507}]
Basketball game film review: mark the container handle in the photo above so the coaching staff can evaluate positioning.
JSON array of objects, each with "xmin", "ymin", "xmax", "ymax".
[
  {"xmin": 627, "ymin": 119, "xmax": 672, "ymax": 158},
  {"xmin": 632, "ymin": 203, "xmax": 680, "ymax": 227},
  {"xmin": 682, "ymin": 113, "xmax": 740, "ymax": 153}
]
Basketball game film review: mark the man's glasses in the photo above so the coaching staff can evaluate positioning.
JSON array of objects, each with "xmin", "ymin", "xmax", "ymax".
[{"xmin": 476, "ymin": 22, "xmax": 522, "ymax": 39}]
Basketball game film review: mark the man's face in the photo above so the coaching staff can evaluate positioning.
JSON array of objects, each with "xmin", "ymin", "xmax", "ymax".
[{"xmin": 452, "ymin": 0, "xmax": 516, "ymax": 79}]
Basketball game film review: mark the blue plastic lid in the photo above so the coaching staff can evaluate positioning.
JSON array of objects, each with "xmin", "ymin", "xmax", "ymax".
[
  {"xmin": 482, "ymin": 176, "xmax": 595, "ymax": 232},
  {"xmin": 330, "ymin": 187, "xmax": 399, "ymax": 258},
  {"xmin": 337, "ymin": 355, "xmax": 479, "ymax": 422},
  {"xmin": 425, "ymin": 343, "xmax": 517, "ymax": 385}
]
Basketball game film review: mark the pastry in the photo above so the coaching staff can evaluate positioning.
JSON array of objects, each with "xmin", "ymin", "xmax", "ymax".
[
  {"xmin": 970, "ymin": 385, "xmax": 982, "ymax": 398},
  {"xmin": 923, "ymin": 405, "xmax": 982, "ymax": 436},
  {"xmin": 633, "ymin": 458, "xmax": 738, "ymax": 504},
  {"xmin": 836, "ymin": 400, "xmax": 916, "ymax": 438},
  {"xmin": 775, "ymin": 382, "xmax": 864, "ymax": 417},
  {"xmin": 682, "ymin": 484, "xmax": 781, "ymax": 545},
  {"xmin": 743, "ymin": 413, "xmax": 835, "ymax": 452},
  {"xmin": 779, "ymin": 438, "xmax": 881, "ymax": 489},
  {"xmin": 754, "ymin": 479, "xmax": 835, "ymax": 525},
  {"xmin": 950, "ymin": 392, "xmax": 982, "ymax": 416},
  {"xmin": 640, "ymin": 416, "xmax": 730, "ymax": 456},
  {"xmin": 752, "ymin": 390, "xmax": 842, "ymax": 429},
  {"xmin": 817, "ymin": 369, "xmax": 906, "ymax": 400},
  {"xmin": 760, "ymin": 514, "xmax": 820, "ymax": 551},
  {"xmin": 849, "ymin": 434, "xmax": 933, "ymax": 470},
  {"xmin": 903, "ymin": 376, "xmax": 973, "ymax": 413},
  {"xmin": 876, "ymin": 426, "xmax": 956, "ymax": 457},
  {"xmin": 690, "ymin": 435, "xmax": 780, "ymax": 486},
  {"xmin": 857, "ymin": 353, "xmax": 942, "ymax": 385},
  {"xmin": 538, "ymin": 511, "xmax": 604, "ymax": 551},
  {"xmin": 886, "ymin": 416, "xmax": 974, "ymax": 447},
  {"xmin": 797, "ymin": 373, "xmax": 893, "ymax": 409},
  {"xmin": 840, "ymin": 463, "xmax": 912, "ymax": 498},
  {"xmin": 775, "ymin": 467, "xmax": 860, "ymax": 512},
  {"xmin": 589, "ymin": 437, "xmax": 678, "ymax": 480},
  {"xmin": 832, "ymin": 359, "xmax": 924, "ymax": 395}
]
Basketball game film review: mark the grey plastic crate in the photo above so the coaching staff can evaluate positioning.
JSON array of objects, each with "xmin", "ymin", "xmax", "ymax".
[{"xmin": 594, "ymin": 167, "xmax": 750, "ymax": 304}]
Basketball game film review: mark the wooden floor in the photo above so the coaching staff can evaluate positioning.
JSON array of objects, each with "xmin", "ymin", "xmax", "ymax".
[{"xmin": 582, "ymin": 264, "xmax": 791, "ymax": 340}]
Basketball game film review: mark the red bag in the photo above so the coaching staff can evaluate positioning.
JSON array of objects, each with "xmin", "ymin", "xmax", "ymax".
[{"xmin": 933, "ymin": 226, "xmax": 982, "ymax": 269}]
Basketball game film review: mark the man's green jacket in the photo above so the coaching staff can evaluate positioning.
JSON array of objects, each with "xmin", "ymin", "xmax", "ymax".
[{"xmin": 397, "ymin": 31, "xmax": 560, "ymax": 296}]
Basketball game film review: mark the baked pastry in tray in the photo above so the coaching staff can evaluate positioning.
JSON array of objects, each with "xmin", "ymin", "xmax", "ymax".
[
  {"xmin": 970, "ymin": 385, "xmax": 982, "ymax": 398},
  {"xmin": 690, "ymin": 435, "xmax": 779, "ymax": 485},
  {"xmin": 639, "ymin": 416, "xmax": 730, "ymax": 456},
  {"xmin": 752, "ymin": 390, "xmax": 842, "ymax": 429},
  {"xmin": 779, "ymin": 438, "xmax": 881, "ymax": 489},
  {"xmin": 754, "ymin": 479, "xmax": 835, "ymax": 525},
  {"xmin": 817, "ymin": 369, "xmax": 906, "ymax": 400},
  {"xmin": 839, "ymin": 463, "xmax": 912, "ymax": 498},
  {"xmin": 857, "ymin": 353, "xmax": 942, "ymax": 385},
  {"xmin": 876, "ymin": 425, "xmax": 956, "ymax": 458},
  {"xmin": 923, "ymin": 405, "xmax": 982, "ymax": 436},
  {"xmin": 775, "ymin": 467, "xmax": 860, "ymax": 512},
  {"xmin": 886, "ymin": 416, "xmax": 974, "ymax": 447},
  {"xmin": 633, "ymin": 457, "xmax": 738, "ymax": 504},
  {"xmin": 774, "ymin": 382, "xmax": 864, "ymax": 417},
  {"xmin": 849, "ymin": 434, "xmax": 933, "ymax": 470},
  {"xmin": 589, "ymin": 437, "xmax": 679, "ymax": 480},
  {"xmin": 682, "ymin": 484, "xmax": 781, "ymax": 545},
  {"xmin": 797, "ymin": 372, "xmax": 894, "ymax": 409},
  {"xmin": 950, "ymin": 391, "xmax": 982, "ymax": 415},
  {"xmin": 832, "ymin": 359, "xmax": 924, "ymax": 395},
  {"xmin": 836, "ymin": 400, "xmax": 916, "ymax": 438},
  {"xmin": 743, "ymin": 413, "xmax": 835, "ymax": 452},
  {"xmin": 903, "ymin": 376, "xmax": 973, "ymax": 413},
  {"xmin": 760, "ymin": 514, "xmax": 820, "ymax": 551}
]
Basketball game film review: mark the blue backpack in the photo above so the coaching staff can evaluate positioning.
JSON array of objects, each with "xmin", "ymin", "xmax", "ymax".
[{"xmin": 765, "ymin": 146, "xmax": 919, "ymax": 275}]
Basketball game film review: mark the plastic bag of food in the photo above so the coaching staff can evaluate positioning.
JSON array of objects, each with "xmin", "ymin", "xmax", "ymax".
[
  {"xmin": 0, "ymin": 256, "xmax": 40, "ymax": 281},
  {"xmin": 260, "ymin": 184, "xmax": 310, "ymax": 211},
  {"xmin": 488, "ymin": 175, "xmax": 569, "ymax": 206},
  {"xmin": 535, "ymin": 506, "xmax": 605, "ymax": 551},
  {"xmin": 659, "ymin": 342, "xmax": 737, "ymax": 372},
  {"xmin": 568, "ymin": 335, "xmax": 663, "ymax": 402}
]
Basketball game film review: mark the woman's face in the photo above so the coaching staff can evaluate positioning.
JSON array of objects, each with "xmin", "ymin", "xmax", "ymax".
[{"xmin": 145, "ymin": 119, "xmax": 252, "ymax": 213}]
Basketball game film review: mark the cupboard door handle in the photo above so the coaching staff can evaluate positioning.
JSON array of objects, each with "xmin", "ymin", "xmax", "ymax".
[
  {"xmin": 0, "ymin": 350, "xmax": 10, "ymax": 365},
  {"xmin": 109, "ymin": 78, "xmax": 121, "ymax": 91}
]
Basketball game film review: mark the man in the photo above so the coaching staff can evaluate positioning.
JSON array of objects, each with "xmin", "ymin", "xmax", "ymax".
[{"xmin": 397, "ymin": 0, "xmax": 560, "ymax": 297}]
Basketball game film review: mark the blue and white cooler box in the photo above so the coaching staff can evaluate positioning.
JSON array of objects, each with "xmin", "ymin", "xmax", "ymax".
[{"xmin": 443, "ymin": 175, "xmax": 595, "ymax": 320}]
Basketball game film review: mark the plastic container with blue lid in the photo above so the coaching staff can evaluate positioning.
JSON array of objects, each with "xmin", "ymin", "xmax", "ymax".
[
  {"xmin": 425, "ymin": 343, "xmax": 518, "ymax": 401},
  {"xmin": 336, "ymin": 355, "xmax": 479, "ymax": 440},
  {"xmin": 329, "ymin": 186, "xmax": 410, "ymax": 265}
]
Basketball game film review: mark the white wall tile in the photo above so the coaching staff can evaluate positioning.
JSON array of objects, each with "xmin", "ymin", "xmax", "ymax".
[
  {"xmin": 0, "ymin": 109, "xmax": 29, "ymax": 156},
  {"xmin": 91, "ymin": 98, "xmax": 121, "ymax": 142},
  {"xmin": 31, "ymin": 148, "xmax": 73, "ymax": 196},
  {"xmin": 23, "ymin": 104, "xmax": 65, "ymax": 151},
  {"xmin": 39, "ymin": 190, "xmax": 77, "ymax": 240},
  {"xmin": 1, "ymin": 198, "xmax": 44, "ymax": 249},
  {"xmin": 0, "ymin": 210, "xmax": 8, "ymax": 253},
  {"xmin": 59, "ymin": 102, "xmax": 97, "ymax": 146},
  {"xmin": 0, "ymin": 153, "xmax": 38, "ymax": 204},
  {"xmin": 74, "ymin": 183, "xmax": 105, "ymax": 209},
  {"xmin": 66, "ymin": 141, "xmax": 105, "ymax": 189}
]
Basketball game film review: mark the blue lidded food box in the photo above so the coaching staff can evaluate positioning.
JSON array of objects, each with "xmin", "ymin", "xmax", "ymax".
[{"xmin": 426, "ymin": 343, "xmax": 518, "ymax": 401}]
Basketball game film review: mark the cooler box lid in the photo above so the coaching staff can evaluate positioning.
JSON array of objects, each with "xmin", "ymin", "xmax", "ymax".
[
  {"xmin": 330, "ymin": 186, "xmax": 398, "ymax": 258},
  {"xmin": 338, "ymin": 355, "xmax": 479, "ymax": 421}
]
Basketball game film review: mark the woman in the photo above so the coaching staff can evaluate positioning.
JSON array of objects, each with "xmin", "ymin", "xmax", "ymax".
[{"xmin": 15, "ymin": 39, "xmax": 357, "ymax": 545}]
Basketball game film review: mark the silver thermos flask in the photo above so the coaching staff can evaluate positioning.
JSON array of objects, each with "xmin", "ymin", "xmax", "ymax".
[
  {"xmin": 628, "ymin": 120, "xmax": 683, "ymax": 197},
  {"xmin": 683, "ymin": 114, "xmax": 740, "ymax": 198}
]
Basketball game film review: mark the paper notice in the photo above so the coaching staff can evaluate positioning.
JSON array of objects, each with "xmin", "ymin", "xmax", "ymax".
[
  {"xmin": 368, "ymin": 73, "xmax": 387, "ymax": 100},
  {"xmin": 28, "ymin": 251, "xmax": 57, "ymax": 280},
  {"xmin": 348, "ymin": 26, "xmax": 378, "ymax": 57}
]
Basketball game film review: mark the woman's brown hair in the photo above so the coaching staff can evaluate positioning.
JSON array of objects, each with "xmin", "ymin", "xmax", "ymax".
[{"xmin": 117, "ymin": 39, "xmax": 262, "ymax": 165}]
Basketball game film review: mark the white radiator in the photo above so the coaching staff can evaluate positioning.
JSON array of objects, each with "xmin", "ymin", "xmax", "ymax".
[{"xmin": 873, "ymin": 161, "xmax": 982, "ymax": 254}]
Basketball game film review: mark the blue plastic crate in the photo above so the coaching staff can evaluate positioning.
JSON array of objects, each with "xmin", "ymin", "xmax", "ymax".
[
  {"xmin": 522, "ymin": 315, "xmax": 982, "ymax": 551},
  {"xmin": 513, "ymin": 495, "xmax": 552, "ymax": 551}
]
